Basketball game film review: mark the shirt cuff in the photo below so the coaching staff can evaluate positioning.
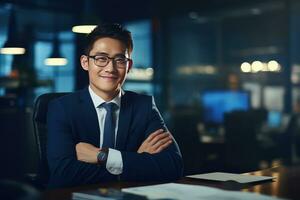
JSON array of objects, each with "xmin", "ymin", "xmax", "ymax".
[{"xmin": 106, "ymin": 148, "xmax": 123, "ymax": 175}]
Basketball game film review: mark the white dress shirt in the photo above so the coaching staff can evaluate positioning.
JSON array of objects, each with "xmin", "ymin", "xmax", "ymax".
[{"xmin": 88, "ymin": 86, "xmax": 123, "ymax": 175}]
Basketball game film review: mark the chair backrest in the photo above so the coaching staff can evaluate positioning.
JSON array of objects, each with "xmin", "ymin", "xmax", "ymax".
[
  {"xmin": 0, "ymin": 96, "xmax": 24, "ymax": 180},
  {"xmin": 224, "ymin": 110, "xmax": 258, "ymax": 173},
  {"xmin": 32, "ymin": 92, "xmax": 69, "ymax": 186}
]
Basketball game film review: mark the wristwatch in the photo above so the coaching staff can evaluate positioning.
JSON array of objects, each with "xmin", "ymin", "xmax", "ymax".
[{"xmin": 97, "ymin": 148, "xmax": 109, "ymax": 165}]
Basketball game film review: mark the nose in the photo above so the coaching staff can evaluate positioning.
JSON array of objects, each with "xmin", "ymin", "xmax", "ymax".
[{"xmin": 104, "ymin": 59, "xmax": 116, "ymax": 72}]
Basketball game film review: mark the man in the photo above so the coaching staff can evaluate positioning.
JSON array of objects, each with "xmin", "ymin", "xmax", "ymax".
[{"xmin": 47, "ymin": 23, "xmax": 183, "ymax": 188}]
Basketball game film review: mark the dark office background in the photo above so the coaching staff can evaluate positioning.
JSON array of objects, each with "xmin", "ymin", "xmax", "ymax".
[{"xmin": 1, "ymin": 0, "xmax": 300, "ymax": 184}]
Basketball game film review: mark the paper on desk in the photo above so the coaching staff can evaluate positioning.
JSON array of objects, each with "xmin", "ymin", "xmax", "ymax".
[
  {"xmin": 122, "ymin": 183, "xmax": 285, "ymax": 200},
  {"xmin": 187, "ymin": 172, "xmax": 274, "ymax": 183}
]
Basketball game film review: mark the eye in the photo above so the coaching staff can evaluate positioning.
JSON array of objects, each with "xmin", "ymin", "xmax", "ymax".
[
  {"xmin": 114, "ymin": 57, "xmax": 127, "ymax": 63},
  {"xmin": 95, "ymin": 56, "xmax": 108, "ymax": 62}
]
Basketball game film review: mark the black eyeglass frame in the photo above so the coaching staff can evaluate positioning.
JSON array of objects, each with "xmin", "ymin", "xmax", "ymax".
[{"xmin": 86, "ymin": 55, "xmax": 132, "ymax": 68}]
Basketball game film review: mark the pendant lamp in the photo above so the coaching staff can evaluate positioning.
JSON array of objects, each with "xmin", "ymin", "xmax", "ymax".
[
  {"xmin": 44, "ymin": 34, "xmax": 67, "ymax": 66},
  {"xmin": 0, "ymin": 6, "xmax": 26, "ymax": 55},
  {"xmin": 71, "ymin": 1, "xmax": 98, "ymax": 34}
]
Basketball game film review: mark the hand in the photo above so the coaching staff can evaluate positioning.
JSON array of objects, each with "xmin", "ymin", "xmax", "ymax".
[
  {"xmin": 75, "ymin": 142, "xmax": 100, "ymax": 164},
  {"xmin": 137, "ymin": 129, "xmax": 173, "ymax": 154}
]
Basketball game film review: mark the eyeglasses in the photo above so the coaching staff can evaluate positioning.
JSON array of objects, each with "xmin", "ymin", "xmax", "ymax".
[{"xmin": 86, "ymin": 55, "xmax": 131, "ymax": 68}]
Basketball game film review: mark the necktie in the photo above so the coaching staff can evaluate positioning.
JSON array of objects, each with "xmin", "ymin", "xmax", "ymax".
[{"xmin": 102, "ymin": 102, "xmax": 116, "ymax": 148}]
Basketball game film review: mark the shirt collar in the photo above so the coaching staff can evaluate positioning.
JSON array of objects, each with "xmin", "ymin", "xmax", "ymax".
[{"xmin": 88, "ymin": 86, "xmax": 123, "ymax": 108}]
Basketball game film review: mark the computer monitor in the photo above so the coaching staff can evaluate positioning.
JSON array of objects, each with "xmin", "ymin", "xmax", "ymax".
[
  {"xmin": 201, "ymin": 90, "xmax": 250, "ymax": 124},
  {"xmin": 267, "ymin": 111, "xmax": 282, "ymax": 128}
]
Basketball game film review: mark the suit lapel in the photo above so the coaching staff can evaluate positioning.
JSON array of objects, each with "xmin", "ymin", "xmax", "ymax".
[
  {"xmin": 116, "ymin": 92, "xmax": 132, "ymax": 150},
  {"xmin": 78, "ymin": 88, "xmax": 100, "ymax": 147}
]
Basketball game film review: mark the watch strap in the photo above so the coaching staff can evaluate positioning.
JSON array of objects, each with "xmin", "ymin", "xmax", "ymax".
[{"xmin": 97, "ymin": 148, "xmax": 109, "ymax": 165}]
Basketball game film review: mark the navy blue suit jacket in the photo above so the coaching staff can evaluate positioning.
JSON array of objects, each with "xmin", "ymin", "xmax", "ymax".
[{"xmin": 47, "ymin": 88, "xmax": 183, "ymax": 188}]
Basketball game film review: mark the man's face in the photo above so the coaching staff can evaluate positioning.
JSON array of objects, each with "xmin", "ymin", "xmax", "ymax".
[{"xmin": 80, "ymin": 37, "xmax": 131, "ymax": 100}]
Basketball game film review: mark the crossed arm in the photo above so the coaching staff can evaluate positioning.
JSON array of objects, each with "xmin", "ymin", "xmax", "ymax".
[{"xmin": 76, "ymin": 129, "xmax": 173, "ymax": 164}]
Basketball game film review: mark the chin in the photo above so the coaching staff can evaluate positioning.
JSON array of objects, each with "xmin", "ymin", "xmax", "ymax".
[
  {"xmin": 100, "ymin": 86, "xmax": 120, "ymax": 93},
  {"xmin": 92, "ymin": 81, "xmax": 121, "ymax": 93}
]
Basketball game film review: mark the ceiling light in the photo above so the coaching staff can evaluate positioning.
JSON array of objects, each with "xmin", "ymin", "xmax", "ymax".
[
  {"xmin": 0, "ymin": 6, "xmax": 26, "ymax": 55},
  {"xmin": 241, "ymin": 62, "xmax": 251, "ymax": 73},
  {"xmin": 268, "ymin": 60, "xmax": 280, "ymax": 72},
  {"xmin": 0, "ymin": 47, "xmax": 25, "ymax": 55},
  {"xmin": 44, "ymin": 34, "xmax": 67, "ymax": 66},
  {"xmin": 251, "ymin": 61, "xmax": 263, "ymax": 72},
  {"xmin": 71, "ymin": 1, "xmax": 98, "ymax": 34},
  {"xmin": 72, "ymin": 25, "xmax": 97, "ymax": 34}
]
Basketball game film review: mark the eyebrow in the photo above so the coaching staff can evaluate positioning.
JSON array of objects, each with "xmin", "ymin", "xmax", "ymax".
[
  {"xmin": 92, "ymin": 52, "xmax": 108, "ymax": 56},
  {"xmin": 93, "ymin": 52, "xmax": 126, "ymax": 57}
]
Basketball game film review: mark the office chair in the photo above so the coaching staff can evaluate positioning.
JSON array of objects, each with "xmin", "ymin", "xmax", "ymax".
[
  {"xmin": 32, "ymin": 92, "xmax": 69, "ymax": 188},
  {"xmin": 170, "ymin": 106, "xmax": 204, "ymax": 175},
  {"xmin": 224, "ymin": 110, "xmax": 260, "ymax": 173}
]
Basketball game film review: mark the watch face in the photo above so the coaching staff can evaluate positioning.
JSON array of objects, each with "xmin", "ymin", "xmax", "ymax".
[
  {"xmin": 98, "ymin": 151, "xmax": 107, "ymax": 162},
  {"xmin": 99, "ymin": 152, "xmax": 106, "ymax": 160}
]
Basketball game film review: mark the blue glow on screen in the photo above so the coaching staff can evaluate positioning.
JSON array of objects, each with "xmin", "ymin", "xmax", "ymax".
[
  {"xmin": 201, "ymin": 91, "xmax": 250, "ymax": 124},
  {"xmin": 268, "ymin": 111, "xmax": 281, "ymax": 127}
]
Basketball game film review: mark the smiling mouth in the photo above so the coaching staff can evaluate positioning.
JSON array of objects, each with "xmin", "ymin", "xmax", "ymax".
[{"xmin": 100, "ymin": 75, "xmax": 118, "ymax": 79}]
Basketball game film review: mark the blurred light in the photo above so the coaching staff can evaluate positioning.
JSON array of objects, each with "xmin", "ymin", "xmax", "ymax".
[
  {"xmin": 252, "ymin": 61, "xmax": 263, "ymax": 72},
  {"xmin": 44, "ymin": 58, "xmax": 68, "ymax": 66},
  {"xmin": 292, "ymin": 64, "xmax": 300, "ymax": 73},
  {"xmin": 72, "ymin": 25, "xmax": 97, "ymax": 34},
  {"xmin": 271, "ymin": 172, "xmax": 279, "ymax": 197},
  {"xmin": 292, "ymin": 64, "xmax": 300, "ymax": 83},
  {"xmin": 0, "ymin": 47, "xmax": 25, "ymax": 55},
  {"xmin": 179, "ymin": 67, "xmax": 193, "ymax": 75},
  {"xmin": 291, "ymin": 74, "xmax": 299, "ymax": 84},
  {"xmin": 241, "ymin": 60, "xmax": 281, "ymax": 73},
  {"xmin": 145, "ymin": 68, "xmax": 154, "ymax": 76},
  {"xmin": 268, "ymin": 60, "xmax": 280, "ymax": 71},
  {"xmin": 261, "ymin": 63, "xmax": 269, "ymax": 71},
  {"xmin": 204, "ymin": 66, "xmax": 216, "ymax": 74},
  {"xmin": 177, "ymin": 65, "xmax": 217, "ymax": 75},
  {"xmin": 241, "ymin": 62, "xmax": 251, "ymax": 72},
  {"xmin": 45, "ymin": 34, "xmax": 68, "ymax": 66},
  {"xmin": 1, "ymin": 6, "xmax": 26, "ymax": 55},
  {"xmin": 127, "ymin": 68, "xmax": 153, "ymax": 81},
  {"xmin": 253, "ymin": 171, "xmax": 263, "ymax": 176}
]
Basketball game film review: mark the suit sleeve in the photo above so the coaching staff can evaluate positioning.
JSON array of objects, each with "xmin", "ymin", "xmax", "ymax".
[
  {"xmin": 120, "ymin": 97, "xmax": 184, "ymax": 181},
  {"xmin": 47, "ymin": 100, "xmax": 117, "ymax": 188}
]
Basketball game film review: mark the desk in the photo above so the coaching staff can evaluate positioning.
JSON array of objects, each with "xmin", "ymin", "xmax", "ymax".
[{"xmin": 42, "ymin": 165, "xmax": 300, "ymax": 200}]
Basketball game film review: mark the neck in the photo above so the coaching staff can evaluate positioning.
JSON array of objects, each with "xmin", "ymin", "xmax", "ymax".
[{"xmin": 90, "ymin": 85, "xmax": 120, "ymax": 102}]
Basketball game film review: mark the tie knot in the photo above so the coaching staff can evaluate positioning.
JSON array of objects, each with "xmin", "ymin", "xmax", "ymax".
[{"xmin": 101, "ymin": 102, "xmax": 116, "ymax": 112}]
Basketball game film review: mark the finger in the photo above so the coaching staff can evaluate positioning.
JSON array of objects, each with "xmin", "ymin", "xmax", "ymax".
[
  {"xmin": 145, "ymin": 129, "xmax": 164, "ymax": 143},
  {"xmin": 149, "ymin": 133, "xmax": 170, "ymax": 146},
  {"xmin": 152, "ymin": 136, "xmax": 173, "ymax": 150},
  {"xmin": 154, "ymin": 140, "xmax": 173, "ymax": 153},
  {"xmin": 149, "ymin": 132, "xmax": 170, "ymax": 145}
]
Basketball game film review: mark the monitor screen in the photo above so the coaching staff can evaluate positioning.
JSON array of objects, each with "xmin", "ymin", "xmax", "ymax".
[
  {"xmin": 201, "ymin": 90, "xmax": 250, "ymax": 124},
  {"xmin": 267, "ymin": 111, "xmax": 282, "ymax": 127}
]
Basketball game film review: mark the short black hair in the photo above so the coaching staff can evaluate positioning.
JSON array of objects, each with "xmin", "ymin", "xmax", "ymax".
[{"xmin": 83, "ymin": 23, "xmax": 133, "ymax": 55}]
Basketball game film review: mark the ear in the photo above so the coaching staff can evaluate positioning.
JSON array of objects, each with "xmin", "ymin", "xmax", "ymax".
[
  {"xmin": 80, "ymin": 55, "xmax": 89, "ymax": 71},
  {"xmin": 127, "ymin": 59, "xmax": 133, "ymax": 73}
]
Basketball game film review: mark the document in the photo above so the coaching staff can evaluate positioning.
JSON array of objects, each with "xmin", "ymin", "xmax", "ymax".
[
  {"xmin": 72, "ymin": 188, "xmax": 147, "ymax": 200},
  {"xmin": 122, "ymin": 183, "xmax": 284, "ymax": 200},
  {"xmin": 186, "ymin": 172, "xmax": 274, "ymax": 183}
]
